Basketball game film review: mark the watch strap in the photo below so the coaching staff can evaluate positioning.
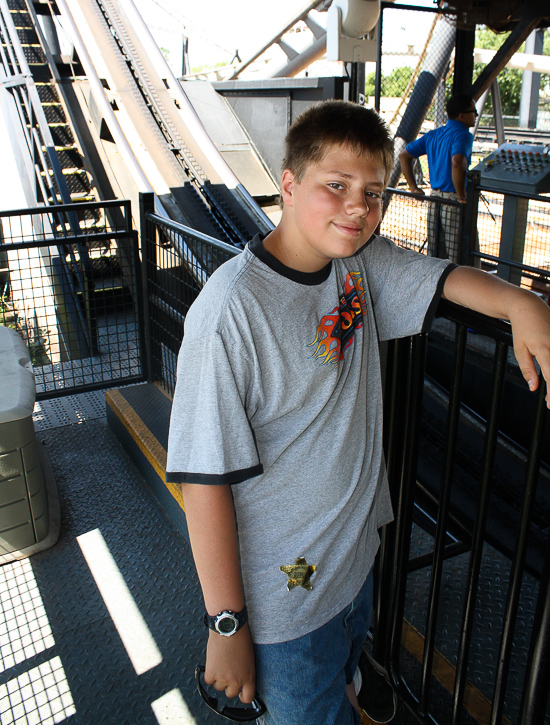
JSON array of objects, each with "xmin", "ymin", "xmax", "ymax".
[{"xmin": 204, "ymin": 606, "xmax": 248, "ymax": 637}]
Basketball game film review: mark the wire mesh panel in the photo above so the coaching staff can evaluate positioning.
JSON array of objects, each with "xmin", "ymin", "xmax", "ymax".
[
  {"xmin": 381, "ymin": 189, "xmax": 464, "ymax": 264},
  {"xmin": 381, "ymin": 186, "xmax": 550, "ymax": 297},
  {"xmin": 475, "ymin": 190, "xmax": 550, "ymax": 296},
  {"xmin": 0, "ymin": 200, "xmax": 144, "ymax": 398},
  {"xmin": 374, "ymin": 5, "xmax": 445, "ymax": 137},
  {"xmin": 377, "ymin": 7, "xmax": 550, "ymax": 143},
  {"xmin": 142, "ymin": 207, "xmax": 240, "ymax": 395}
]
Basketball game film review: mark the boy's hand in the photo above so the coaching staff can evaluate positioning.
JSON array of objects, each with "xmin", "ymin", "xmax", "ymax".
[
  {"xmin": 205, "ymin": 622, "xmax": 256, "ymax": 703},
  {"xmin": 443, "ymin": 267, "xmax": 550, "ymax": 407},
  {"xmin": 507, "ymin": 292, "xmax": 550, "ymax": 406}
]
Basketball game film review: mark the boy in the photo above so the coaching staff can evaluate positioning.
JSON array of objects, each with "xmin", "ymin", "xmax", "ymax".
[{"xmin": 166, "ymin": 100, "xmax": 550, "ymax": 724}]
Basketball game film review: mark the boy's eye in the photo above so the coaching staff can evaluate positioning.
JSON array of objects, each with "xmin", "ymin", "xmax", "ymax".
[
  {"xmin": 365, "ymin": 191, "xmax": 382, "ymax": 200},
  {"xmin": 328, "ymin": 182, "xmax": 345, "ymax": 190}
]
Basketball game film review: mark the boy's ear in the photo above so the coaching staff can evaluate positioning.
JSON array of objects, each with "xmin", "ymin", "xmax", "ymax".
[{"xmin": 280, "ymin": 169, "xmax": 295, "ymax": 206}]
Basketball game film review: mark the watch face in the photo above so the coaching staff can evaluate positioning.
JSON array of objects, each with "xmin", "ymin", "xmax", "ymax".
[{"xmin": 216, "ymin": 614, "xmax": 237, "ymax": 635}]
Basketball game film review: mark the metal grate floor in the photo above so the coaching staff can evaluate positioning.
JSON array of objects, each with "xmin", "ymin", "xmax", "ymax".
[
  {"xmin": 1, "ymin": 393, "xmax": 220, "ymax": 724},
  {"xmin": 33, "ymin": 391, "xmax": 107, "ymax": 431}
]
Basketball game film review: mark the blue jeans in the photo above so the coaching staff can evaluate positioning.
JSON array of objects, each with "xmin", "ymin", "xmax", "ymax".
[{"xmin": 254, "ymin": 570, "xmax": 373, "ymax": 725}]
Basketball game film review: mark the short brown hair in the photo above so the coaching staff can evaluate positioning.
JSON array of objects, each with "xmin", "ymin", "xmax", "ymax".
[{"xmin": 282, "ymin": 100, "xmax": 394, "ymax": 184}]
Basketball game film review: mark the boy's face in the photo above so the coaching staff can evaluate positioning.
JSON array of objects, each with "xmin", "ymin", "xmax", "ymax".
[{"xmin": 279, "ymin": 143, "xmax": 386, "ymax": 272}]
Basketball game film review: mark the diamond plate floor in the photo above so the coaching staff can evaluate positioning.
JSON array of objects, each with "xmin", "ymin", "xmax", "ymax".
[{"xmin": 0, "ymin": 397, "xmax": 220, "ymax": 725}]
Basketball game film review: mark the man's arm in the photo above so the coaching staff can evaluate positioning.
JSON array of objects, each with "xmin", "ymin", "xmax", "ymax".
[
  {"xmin": 451, "ymin": 153, "xmax": 468, "ymax": 202},
  {"xmin": 182, "ymin": 483, "xmax": 256, "ymax": 702},
  {"xmin": 399, "ymin": 149, "xmax": 425, "ymax": 195},
  {"xmin": 443, "ymin": 266, "xmax": 550, "ymax": 405}
]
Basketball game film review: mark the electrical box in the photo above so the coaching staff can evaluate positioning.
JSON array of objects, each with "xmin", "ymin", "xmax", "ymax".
[
  {"xmin": 0, "ymin": 326, "xmax": 59, "ymax": 562},
  {"xmin": 472, "ymin": 143, "xmax": 550, "ymax": 195}
]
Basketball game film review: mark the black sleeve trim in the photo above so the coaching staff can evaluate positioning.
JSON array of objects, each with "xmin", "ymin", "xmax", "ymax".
[
  {"xmin": 166, "ymin": 463, "xmax": 264, "ymax": 486},
  {"xmin": 421, "ymin": 263, "xmax": 457, "ymax": 334}
]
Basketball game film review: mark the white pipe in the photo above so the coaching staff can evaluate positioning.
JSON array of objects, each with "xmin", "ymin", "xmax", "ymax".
[
  {"xmin": 56, "ymin": 0, "xmax": 153, "ymax": 193},
  {"xmin": 117, "ymin": 0, "xmax": 241, "ymax": 190},
  {"xmin": 474, "ymin": 48, "xmax": 550, "ymax": 74}
]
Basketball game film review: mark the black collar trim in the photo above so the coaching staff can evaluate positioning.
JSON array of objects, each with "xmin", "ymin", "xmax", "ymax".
[{"xmin": 249, "ymin": 234, "xmax": 332, "ymax": 286}]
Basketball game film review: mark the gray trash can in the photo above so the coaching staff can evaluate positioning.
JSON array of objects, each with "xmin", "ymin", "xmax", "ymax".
[{"xmin": 0, "ymin": 326, "xmax": 59, "ymax": 563}]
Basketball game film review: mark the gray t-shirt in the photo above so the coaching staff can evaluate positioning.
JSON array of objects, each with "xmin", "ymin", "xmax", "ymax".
[{"xmin": 166, "ymin": 234, "xmax": 453, "ymax": 644}]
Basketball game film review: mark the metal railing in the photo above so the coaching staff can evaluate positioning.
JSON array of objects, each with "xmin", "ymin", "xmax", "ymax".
[
  {"xmin": 0, "ymin": 0, "xmax": 72, "ymax": 207},
  {"xmin": 0, "ymin": 200, "xmax": 145, "ymax": 398},
  {"xmin": 382, "ymin": 187, "xmax": 466, "ymax": 263},
  {"xmin": 383, "ymin": 186, "xmax": 550, "ymax": 301},
  {"xmin": 464, "ymin": 178, "xmax": 550, "ymax": 298},
  {"xmin": 377, "ymin": 301, "xmax": 549, "ymax": 725},
  {"xmin": 139, "ymin": 193, "xmax": 240, "ymax": 394}
]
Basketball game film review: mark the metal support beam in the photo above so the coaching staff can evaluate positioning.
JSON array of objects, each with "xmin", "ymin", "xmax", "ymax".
[
  {"xmin": 490, "ymin": 80, "xmax": 505, "ymax": 147},
  {"xmin": 453, "ymin": 28, "xmax": 475, "ymax": 96},
  {"xmin": 346, "ymin": 61, "xmax": 366, "ymax": 104},
  {"xmin": 518, "ymin": 28, "xmax": 545, "ymax": 129},
  {"xmin": 470, "ymin": 14, "xmax": 542, "ymax": 100}
]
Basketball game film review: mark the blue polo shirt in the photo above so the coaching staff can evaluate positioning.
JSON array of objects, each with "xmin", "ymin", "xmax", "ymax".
[{"xmin": 405, "ymin": 120, "xmax": 473, "ymax": 192}]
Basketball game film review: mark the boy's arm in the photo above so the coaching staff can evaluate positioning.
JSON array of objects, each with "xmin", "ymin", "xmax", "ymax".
[
  {"xmin": 442, "ymin": 266, "xmax": 550, "ymax": 405},
  {"xmin": 182, "ymin": 482, "xmax": 256, "ymax": 703},
  {"xmin": 399, "ymin": 149, "xmax": 425, "ymax": 195}
]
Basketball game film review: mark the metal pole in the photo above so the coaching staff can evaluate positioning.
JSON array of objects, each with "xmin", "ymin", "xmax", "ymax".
[
  {"xmin": 138, "ymin": 192, "xmax": 155, "ymax": 383},
  {"xmin": 519, "ymin": 474, "xmax": 550, "ymax": 724}
]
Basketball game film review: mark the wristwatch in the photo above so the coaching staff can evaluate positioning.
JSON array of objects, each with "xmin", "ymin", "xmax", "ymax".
[{"xmin": 204, "ymin": 606, "xmax": 248, "ymax": 637}]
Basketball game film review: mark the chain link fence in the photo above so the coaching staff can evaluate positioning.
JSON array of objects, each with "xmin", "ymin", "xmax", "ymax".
[{"xmin": 374, "ymin": 6, "xmax": 550, "ymax": 187}]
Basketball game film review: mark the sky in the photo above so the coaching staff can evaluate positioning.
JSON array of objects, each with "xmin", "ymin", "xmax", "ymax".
[{"xmin": 132, "ymin": 0, "xmax": 436, "ymax": 76}]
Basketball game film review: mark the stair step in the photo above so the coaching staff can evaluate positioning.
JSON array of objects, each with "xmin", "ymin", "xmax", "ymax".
[{"xmin": 105, "ymin": 384, "xmax": 188, "ymax": 540}]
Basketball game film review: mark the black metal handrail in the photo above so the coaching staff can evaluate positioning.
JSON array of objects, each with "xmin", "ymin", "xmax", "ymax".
[
  {"xmin": 378, "ymin": 300, "xmax": 549, "ymax": 725},
  {"xmin": 139, "ymin": 193, "xmax": 240, "ymax": 393}
]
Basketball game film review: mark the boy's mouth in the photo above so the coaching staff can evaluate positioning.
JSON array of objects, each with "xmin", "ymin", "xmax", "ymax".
[{"xmin": 333, "ymin": 222, "xmax": 364, "ymax": 236}]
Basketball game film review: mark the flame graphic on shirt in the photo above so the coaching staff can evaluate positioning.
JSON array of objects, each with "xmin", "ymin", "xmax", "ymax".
[{"xmin": 308, "ymin": 272, "xmax": 367, "ymax": 365}]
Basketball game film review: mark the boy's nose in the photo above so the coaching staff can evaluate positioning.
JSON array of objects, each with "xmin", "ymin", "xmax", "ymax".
[{"xmin": 346, "ymin": 192, "xmax": 369, "ymax": 216}]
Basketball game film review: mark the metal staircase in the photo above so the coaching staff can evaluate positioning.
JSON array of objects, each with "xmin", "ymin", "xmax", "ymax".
[{"xmin": 2, "ymin": 0, "xmax": 95, "ymax": 207}]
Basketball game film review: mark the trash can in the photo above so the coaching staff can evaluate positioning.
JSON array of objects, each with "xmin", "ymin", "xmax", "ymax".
[{"xmin": 0, "ymin": 326, "xmax": 59, "ymax": 563}]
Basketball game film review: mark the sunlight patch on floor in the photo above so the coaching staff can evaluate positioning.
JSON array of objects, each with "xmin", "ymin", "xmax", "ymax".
[
  {"xmin": 0, "ymin": 559, "xmax": 55, "ymax": 673},
  {"xmin": 77, "ymin": 528, "xmax": 162, "ymax": 675},
  {"xmin": 151, "ymin": 689, "xmax": 197, "ymax": 724},
  {"xmin": 0, "ymin": 656, "xmax": 75, "ymax": 725}
]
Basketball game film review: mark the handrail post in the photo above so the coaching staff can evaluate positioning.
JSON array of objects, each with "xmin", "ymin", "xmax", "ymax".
[
  {"xmin": 139, "ymin": 192, "xmax": 155, "ymax": 383},
  {"xmin": 520, "ymin": 455, "xmax": 550, "ymax": 724}
]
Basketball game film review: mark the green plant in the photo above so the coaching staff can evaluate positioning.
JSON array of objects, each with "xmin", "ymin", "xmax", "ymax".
[
  {"xmin": 16, "ymin": 319, "xmax": 50, "ymax": 367},
  {"xmin": 365, "ymin": 67, "xmax": 415, "ymax": 99}
]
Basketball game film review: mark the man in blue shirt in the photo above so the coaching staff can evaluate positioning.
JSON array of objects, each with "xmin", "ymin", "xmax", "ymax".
[{"xmin": 399, "ymin": 94, "xmax": 477, "ymax": 262}]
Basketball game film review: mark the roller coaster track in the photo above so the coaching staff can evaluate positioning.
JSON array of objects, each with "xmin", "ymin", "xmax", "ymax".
[
  {"xmin": 475, "ymin": 126, "xmax": 550, "ymax": 146},
  {"xmin": 3, "ymin": 0, "xmax": 271, "ymax": 247}
]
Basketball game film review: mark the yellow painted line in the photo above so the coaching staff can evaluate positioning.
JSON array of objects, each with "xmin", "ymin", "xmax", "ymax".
[
  {"xmin": 154, "ymin": 381, "xmax": 173, "ymax": 401},
  {"xmin": 402, "ymin": 620, "xmax": 512, "ymax": 725},
  {"xmin": 105, "ymin": 389, "xmax": 185, "ymax": 512}
]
